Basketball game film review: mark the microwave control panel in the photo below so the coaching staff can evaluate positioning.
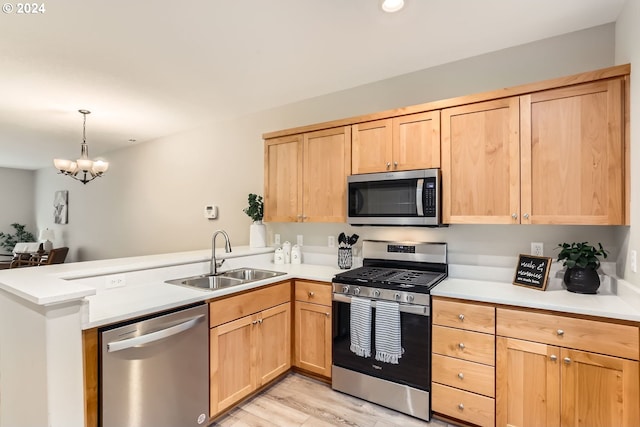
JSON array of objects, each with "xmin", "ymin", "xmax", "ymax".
[{"xmin": 424, "ymin": 177, "xmax": 437, "ymax": 217}]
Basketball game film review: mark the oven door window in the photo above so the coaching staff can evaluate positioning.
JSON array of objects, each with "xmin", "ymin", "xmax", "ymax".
[
  {"xmin": 332, "ymin": 300, "xmax": 431, "ymax": 391},
  {"xmin": 349, "ymin": 179, "xmax": 421, "ymax": 217}
]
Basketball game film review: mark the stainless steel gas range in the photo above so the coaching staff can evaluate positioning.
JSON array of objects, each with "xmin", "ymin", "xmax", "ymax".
[{"xmin": 331, "ymin": 240, "xmax": 447, "ymax": 422}]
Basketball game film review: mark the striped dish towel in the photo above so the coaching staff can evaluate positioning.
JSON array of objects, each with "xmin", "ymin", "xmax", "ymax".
[
  {"xmin": 350, "ymin": 297, "xmax": 372, "ymax": 358},
  {"xmin": 374, "ymin": 300, "xmax": 404, "ymax": 364}
]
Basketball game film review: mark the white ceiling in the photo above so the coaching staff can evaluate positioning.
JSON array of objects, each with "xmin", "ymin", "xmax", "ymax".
[{"xmin": 0, "ymin": 0, "xmax": 625, "ymax": 170}]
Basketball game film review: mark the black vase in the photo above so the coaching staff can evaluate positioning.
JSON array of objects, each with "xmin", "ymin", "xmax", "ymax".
[{"xmin": 563, "ymin": 267, "xmax": 601, "ymax": 294}]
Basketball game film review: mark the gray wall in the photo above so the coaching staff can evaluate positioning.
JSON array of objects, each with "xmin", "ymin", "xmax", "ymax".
[
  {"xmin": 0, "ymin": 167, "xmax": 36, "ymax": 251},
  {"xmin": 615, "ymin": 0, "xmax": 639, "ymax": 285},
  {"xmin": 34, "ymin": 24, "xmax": 626, "ymax": 270}
]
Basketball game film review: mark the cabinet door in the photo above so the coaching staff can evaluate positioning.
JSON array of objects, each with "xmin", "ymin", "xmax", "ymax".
[
  {"xmin": 520, "ymin": 79, "xmax": 624, "ymax": 224},
  {"xmin": 392, "ymin": 111, "xmax": 440, "ymax": 171},
  {"xmin": 561, "ymin": 348, "xmax": 639, "ymax": 427},
  {"xmin": 294, "ymin": 301, "xmax": 332, "ymax": 377},
  {"xmin": 441, "ymin": 97, "xmax": 520, "ymax": 224},
  {"xmin": 210, "ymin": 315, "xmax": 256, "ymax": 415},
  {"xmin": 303, "ymin": 127, "xmax": 351, "ymax": 222},
  {"xmin": 256, "ymin": 302, "xmax": 291, "ymax": 386},
  {"xmin": 496, "ymin": 337, "xmax": 560, "ymax": 427},
  {"xmin": 352, "ymin": 119, "xmax": 392, "ymax": 174},
  {"xmin": 264, "ymin": 135, "xmax": 303, "ymax": 222}
]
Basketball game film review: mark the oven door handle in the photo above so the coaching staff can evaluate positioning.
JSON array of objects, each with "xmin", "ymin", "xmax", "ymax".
[{"xmin": 332, "ymin": 293, "xmax": 430, "ymax": 316}]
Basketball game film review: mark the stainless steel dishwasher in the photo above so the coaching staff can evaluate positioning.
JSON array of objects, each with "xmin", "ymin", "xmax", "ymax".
[{"xmin": 100, "ymin": 303, "xmax": 209, "ymax": 427}]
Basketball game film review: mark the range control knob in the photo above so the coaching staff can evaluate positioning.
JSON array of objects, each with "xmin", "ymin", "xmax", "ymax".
[
  {"xmin": 394, "ymin": 293, "xmax": 401, "ymax": 301},
  {"xmin": 373, "ymin": 289, "xmax": 381, "ymax": 298},
  {"xmin": 342, "ymin": 285, "xmax": 350, "ymax": 294},
  {"xmin": 407, "ymin": 295, "xmax": 415, "ymax": 303},
  {"xmin": 353, "ymin": 287, "xmax": 361, "ymax": 296}
]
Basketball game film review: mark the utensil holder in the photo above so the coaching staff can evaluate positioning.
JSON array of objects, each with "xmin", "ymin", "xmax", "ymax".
[{"xmin": 338, "ymin": 247, "xmax": 352, "ymax": 269}]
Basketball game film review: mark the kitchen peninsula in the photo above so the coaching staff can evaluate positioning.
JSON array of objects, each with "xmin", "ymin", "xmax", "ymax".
[{"xmin": 1, "ymin": 248, "xmax": 640, "ymax": 427}]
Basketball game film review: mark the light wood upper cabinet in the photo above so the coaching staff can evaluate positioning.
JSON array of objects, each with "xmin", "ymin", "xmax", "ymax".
[
  {"xmin": 520, "ymin": 79, "xmax": 625, "ymax": 224},
  {"xmin": 303, "ymin": 127, "xmax": 351, "ymax": 222},
  {"xmin": 441, "ymin": 97, "xmax": 520, "ymax": 224},
  {"xmin": 264, "ymin": 127, "xmax": 350, "ymax": 223},
  {"xmin": 264, "ymin": 134, "xmax": 302, "ymax": 222},
  {"xmin": 443, "ymin": 78, "xmax": 626, "ymax": 225},
  {"xmin": 352, "ymin": 111, "xmax": 440, "ymax": 174}
]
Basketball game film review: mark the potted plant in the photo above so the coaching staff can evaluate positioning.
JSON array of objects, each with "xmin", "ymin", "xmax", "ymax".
[
  {"xmin": 556, "ymin": 242, "xmax": 608, "ymax": 294},
  {"xmin": 243, "ymin": 193, "xmax": 266, "ymax": 248},
  {"xmin": 0, "ymin": 223, "xmax": 36, "ymax": 252}
]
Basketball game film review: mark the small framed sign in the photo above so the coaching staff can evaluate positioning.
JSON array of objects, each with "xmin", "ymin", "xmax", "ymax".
[{"xmin": 513, "ymin": 254, "xmax": 552, "ymax": 290}]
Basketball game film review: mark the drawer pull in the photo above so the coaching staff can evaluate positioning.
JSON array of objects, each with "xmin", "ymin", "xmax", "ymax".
[
  {"xmin": 252, "ymin": 320, "xmax": 258, "ymax": 325},
  {"xmin": 458, "ymin": 343, "xmax": 465, "ymax": 350},
  {"xmin": 457, "ymin": 372, "xmax": 464, "ymax": 380},
  {"xmin": 564, "ymin": 357, "xmax": 571, "ymax": 364},
  {"xmin": 550, "ymin": 355, "xmax": 557, "ymax": 361},
  {"xmin": 458, "ymin": 314, "xmax": 465, "ymax": 321},
  {"xmin": 458, "ymin": 403, "xmax": 464, "ymax": 410},
  {"xmin": 308, "ymin": 291, "xmax": 315, "ymax": 297},
  {"xmin": 325, "ymin": 312, "xmax": 330, "ymax": 317},
  {"xmin": 557, "ymin": 329, "xmax": 564, "ymax": 336}
]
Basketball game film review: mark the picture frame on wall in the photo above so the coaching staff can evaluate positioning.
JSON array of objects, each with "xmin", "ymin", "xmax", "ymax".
[{"xmin": 54, "ymin": 190, "xmax": 68, "ymax": 224}]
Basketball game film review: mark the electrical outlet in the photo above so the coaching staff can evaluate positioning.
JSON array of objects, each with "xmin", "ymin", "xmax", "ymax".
[
  {"xmin": 631, "ymin": 250, "xmax": 637, "ymax": 273},
  {"xmin": 531, "ymin": 242, "xmax": 544, "ymax": 256},
  {"xmin": 105, "ymin": 274, "xmax": 126, "ymax": 289},
  {"xmin": 297, "ymin": 234, "xmax": 303, "ymax": 246},
  {"xmin": 274, "ymin": 234, "xmax": 281, "ymax": 245},
  {"xmin": 328, "ymin": 236, "xmax": 335, "ymax": 247}
]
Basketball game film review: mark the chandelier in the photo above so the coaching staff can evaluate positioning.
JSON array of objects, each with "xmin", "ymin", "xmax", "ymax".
[{"xmin": 53, "ymin": 109, "xmax": 109, "ymax": 184}]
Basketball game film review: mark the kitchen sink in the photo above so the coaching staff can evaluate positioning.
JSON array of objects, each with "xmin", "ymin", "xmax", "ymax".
[
  {"xmin": 165, "ymin": 274, "xmax": 245, "ymax": 290},
  {"xmin": 165, "ymin": 268, "xmax": 285, "ymax": 291},
  {"xmin": 220, "ymin": 267, "xmax": 285, "ymax": 281}
]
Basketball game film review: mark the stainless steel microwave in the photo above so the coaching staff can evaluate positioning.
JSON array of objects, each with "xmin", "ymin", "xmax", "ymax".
[{"xmin": 347, "ymin": 169, "xmax": 441, "ymax": 226}]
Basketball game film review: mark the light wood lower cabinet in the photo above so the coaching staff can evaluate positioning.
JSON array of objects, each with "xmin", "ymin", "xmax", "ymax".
[
  {"xmin": 496, "ymin": 308, "xmax": 640, "ymax": 427},
  {"xmin": 432, "ymin": 298, "xmax": 496, "ymax": 427},
  {"xmin": 209, "ymin": 282, "xmax": 291, "ymax": 416},
  {"xmin": 294, "ymin": 280, "xmax": 332, "ymax": 378}
]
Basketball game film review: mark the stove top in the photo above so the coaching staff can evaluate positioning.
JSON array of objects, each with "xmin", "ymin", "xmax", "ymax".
[
  {"xmin": 333, "ymin": 266, "xmax": 445, "ymax": 294},
  {"xmin": 332, "ymin": 240, "xmax": 448, "ymax": 303}
]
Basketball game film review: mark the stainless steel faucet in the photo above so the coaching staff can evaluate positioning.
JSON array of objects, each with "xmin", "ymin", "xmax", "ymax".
[{"xmin": 211, "ymin": 230, "xmax": 232, "ymax": 275}]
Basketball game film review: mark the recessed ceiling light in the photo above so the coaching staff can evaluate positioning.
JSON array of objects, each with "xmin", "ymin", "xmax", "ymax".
[
  {"xmin": 128, "ymin": 139, "xmax": 137, "ymax": 143},
  {"xmin": 381, "ymin": 0, "xmax": 405, "ymax": 13}
]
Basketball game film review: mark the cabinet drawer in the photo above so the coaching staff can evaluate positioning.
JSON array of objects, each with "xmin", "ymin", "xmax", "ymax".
[
  {"xmin": 432, "ymin": 325, "xmax": 495, "ymax": 366},
  {"xmin": 209, "ymin": 281, "xmax": 291, "ymax": 328},
  {"xmin": 432, "ymin": 354, "xmax": 495, "ymax": 397},
  {"xmin": 295, "ymin": 280, "xmax": 332, "ymax": 306},
  {"xmin": 433, "ymin": 298, "xmax": 495, "ymax": 334},
  {"xmin": 432, "ymin": 383, "xmax": 495, "ymax": 427},
  {"xmin": 497, "ymin": 308, "xmax": 640, "ymax": 360}
]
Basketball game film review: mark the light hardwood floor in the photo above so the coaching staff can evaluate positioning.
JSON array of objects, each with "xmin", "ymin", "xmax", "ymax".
[{"xmin": 210, "ymin": 373, "xmax": 452, "ymax": 427}]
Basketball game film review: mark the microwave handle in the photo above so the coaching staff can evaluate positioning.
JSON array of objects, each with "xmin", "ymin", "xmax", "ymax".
[{"xmin": 416, "ymin": 179, "xmax": 424, "ymax": 216}]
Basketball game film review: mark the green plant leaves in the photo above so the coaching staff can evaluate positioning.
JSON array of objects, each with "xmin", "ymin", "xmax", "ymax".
[{"xmin": 556, "ymin": 241, "xmax": 608, "ymax": 270}]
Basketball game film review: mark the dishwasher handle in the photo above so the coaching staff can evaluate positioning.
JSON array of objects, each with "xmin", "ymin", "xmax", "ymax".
[{"xmin": 107, "ymin": 314, "xmax": 206, "ymax": 353}]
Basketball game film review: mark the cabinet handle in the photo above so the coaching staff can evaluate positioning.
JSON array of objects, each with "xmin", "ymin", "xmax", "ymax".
[
  {"xmin": 386, "ymin": 162, "xmax": 391, "ymax": 169},
  {"xmin": 308, "ymin": 291, "xmax": 315, "ymax": 297},
  {"xmin": 325, "ymin": 312, "xmax": 330, "ymax": 317},
  {"xmin": 550, "ymin": 355, "xmax": 557, "ymax": 361},
  {"xmin": 458, "ymin": 372, "xmax": 464, "ymax": 380},
  {"xmin": 564, "ymin": 357, "xmax": 571, "ymax": 364},
  {"xmin": 458, "ymin": 314, "xmax": 465, "ymax": 321},
  {"xmin": 511, "ymin": 213, "xmax": 518, "ymax": 219},
  {"xmin": 523, "ymin": 213, "xmax": 530, "ymax": 219},
  {"xmin": 557, "ymin": 329, "xmax": 564, "ymax": 336},
  {"xmin": 252, "ymin": 320, "xmax": 258, "ymax": 325},
  {"xmin": 458, "ymin": 343, "xmax": 465, "ymax": 350},
  {"xmin": 458, "ymin": 403, "xmax": 464, "ymax": 410},
  {"xmin": 258, "ymin": 318, "xmax": 263, "ymax": 324},
  {"xmin": 393, "ymin": 161, "xmax": 398, "ymax": 168}
]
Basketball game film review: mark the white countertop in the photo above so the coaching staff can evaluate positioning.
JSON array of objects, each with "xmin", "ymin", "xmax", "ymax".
[
  {"xmin": 433, "ymin": 267, "xmax": 640, "ymax": 322},
  {"xmin": 2, "ymin": 246, "xmax": 639, "ymax": 329}
]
